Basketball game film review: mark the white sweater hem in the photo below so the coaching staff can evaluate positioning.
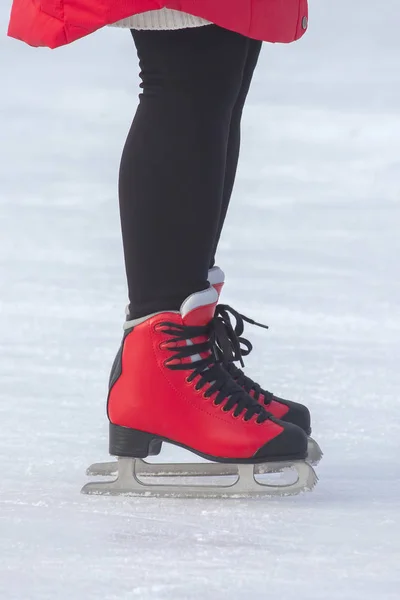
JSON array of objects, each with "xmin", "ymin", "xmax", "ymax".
[{"xmin": 110, "ymin": 9, "xmax": 211, "ymax": 31}]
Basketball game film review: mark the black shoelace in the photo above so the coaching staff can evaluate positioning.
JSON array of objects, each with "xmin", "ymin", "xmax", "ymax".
[
  {"xmin": 157, "ymin": 317, "xmax": 270, "ymax": 424},
  {"xmin": 213, "ymin": 304, "xmax": 274, "ymax": 404}
]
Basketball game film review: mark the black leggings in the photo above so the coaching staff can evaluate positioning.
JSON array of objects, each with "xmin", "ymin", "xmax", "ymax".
[{"xmin": 119, "ymin": 25, "xmax": 262, "ymax": 318}]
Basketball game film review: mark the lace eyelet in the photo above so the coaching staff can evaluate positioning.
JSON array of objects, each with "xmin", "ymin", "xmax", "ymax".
[
  {"xmin": 159, "ymin": 341, "xmax": 173, "ymax": 350},
  {"xmin": 231, "ymin": 412, "xmax": 241, "ymax": 419}
]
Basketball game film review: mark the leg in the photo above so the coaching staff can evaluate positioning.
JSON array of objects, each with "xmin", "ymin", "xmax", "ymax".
[
  {"xmin": 82, "ymin": 29, "xmax": 319, "ymax": 498},
  {"xmin": 119, "ymin": 26, "xmax": 251, "ymax": 318},
  {"xmin": 210, "ymin": 39, "xmax": 262, "ymax": 267}
]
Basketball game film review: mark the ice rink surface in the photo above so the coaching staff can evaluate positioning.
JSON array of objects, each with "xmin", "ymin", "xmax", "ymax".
[{"xmin": 1, "ymin": 2, "xmax": 400, "ymax": 598}]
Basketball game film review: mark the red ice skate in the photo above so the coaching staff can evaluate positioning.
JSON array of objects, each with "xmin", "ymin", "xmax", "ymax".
[
  {"xmin": 208, "ymin": 267, "xmax": 323, "ymax": 466},
  {"xmin": 82, "ymin": 287, "xmax": 317, "ymax": 497}
]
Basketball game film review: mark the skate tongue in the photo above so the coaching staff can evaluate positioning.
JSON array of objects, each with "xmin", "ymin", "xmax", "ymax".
[
  {"xmin": 208, "ymin": 266, "xmax": 225, "ymax": 287},
  {"xmin": 180, "ymin": 287, "xmax": 218, "ymax": 327},
  {"xmin": 208, "ymin": 266, "xmax": 225, "ymax": 300}
]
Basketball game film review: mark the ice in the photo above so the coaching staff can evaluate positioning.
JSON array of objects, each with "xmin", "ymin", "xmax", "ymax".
[{"xmin": 1, "ymin": 1, "xmax": 400, "ymax": 599}]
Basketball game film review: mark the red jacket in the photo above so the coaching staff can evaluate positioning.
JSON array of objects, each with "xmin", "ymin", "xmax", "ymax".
[{"xmin": 8, "ymin": 0, "xmax": 308, "ymax": 49}]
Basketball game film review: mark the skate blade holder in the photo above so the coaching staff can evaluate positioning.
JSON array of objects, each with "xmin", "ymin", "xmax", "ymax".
[
  {"xmin": 306, "ymin": 437, "xmax": 323, "ymax": 466},
  {"xmin": 82, "ymin": 458, "xmax": 318, "ymax": 498}
]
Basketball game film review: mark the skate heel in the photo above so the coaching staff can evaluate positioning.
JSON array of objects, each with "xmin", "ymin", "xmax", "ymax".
[{"xmin": 109, "ymin": 423, "xmax": 162, "ymax": 458}]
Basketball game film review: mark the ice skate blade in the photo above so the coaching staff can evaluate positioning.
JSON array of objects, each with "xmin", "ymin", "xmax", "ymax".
[
  {"xmin": 86, "ymin": 459, "xmax": 303, "ymax": 478},
  {"xmin": 307, "ymin": 437, "xmax": 323, "ymax": 466},
  {"xmin": 81, "ymin": 458, "xmax": 317, "ymax": 498}
]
